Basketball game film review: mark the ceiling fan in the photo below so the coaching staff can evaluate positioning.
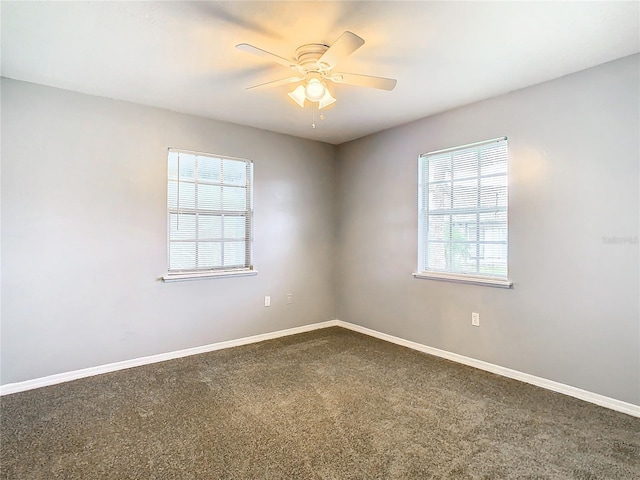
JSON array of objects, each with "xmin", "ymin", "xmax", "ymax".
[{"xmin": 236, "ymin": 31, "xmax": 397, "ymax": 109}]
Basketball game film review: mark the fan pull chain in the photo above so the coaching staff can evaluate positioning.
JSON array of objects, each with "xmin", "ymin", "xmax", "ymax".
[{"xmin": 310, "ymin": 103, "xmax": 326, "ymax": 128}]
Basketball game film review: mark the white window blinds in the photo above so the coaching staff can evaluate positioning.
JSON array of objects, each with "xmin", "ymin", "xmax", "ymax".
[
  {"xmin": 418, "ymin": 137, "xmax": 508, "ymax": 281},
  {"xmin": 167, "ymin": 149, "xmax": 253, "ymax": 273}
]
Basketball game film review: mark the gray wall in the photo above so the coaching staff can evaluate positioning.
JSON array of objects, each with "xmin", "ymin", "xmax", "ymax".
[
  {"xmin": 335, "ymin": 54, "xmax": 640, "ymax": 405},
  {"xmin": 1, "ymin": 78, "xmax": 337, "ymax": 384},
  {"xmin": 2, "ymin": 55, "xmax": 639, "ymax": 407}
]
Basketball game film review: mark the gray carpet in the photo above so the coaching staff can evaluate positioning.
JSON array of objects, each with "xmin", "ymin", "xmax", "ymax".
[{"xmin": 1, "ymin": 327, "xmax": 639, "ymax": 479}]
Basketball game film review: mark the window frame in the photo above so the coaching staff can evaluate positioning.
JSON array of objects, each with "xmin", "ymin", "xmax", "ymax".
[
  {"xmin": 162, "ymin": 148, "xmax": 256, "ymax": 282},
  {"xmin": 414, "ymin": 137, "xmax": 512, "ymax": 288}
]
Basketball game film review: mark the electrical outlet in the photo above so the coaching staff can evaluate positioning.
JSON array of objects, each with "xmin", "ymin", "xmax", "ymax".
[
  {"xmin": 286, "ymin": 294, "xmax": 293, "ymax": 305},
  {"xmin": 472, "ymin": 312, "xmax": 480, "ymax": 327},
  {"xmin": 264, "ymin": 296, "xmax": 271, "ymax": 307}
]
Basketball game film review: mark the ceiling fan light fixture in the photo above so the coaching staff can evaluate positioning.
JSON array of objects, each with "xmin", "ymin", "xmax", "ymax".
[
  {"xmin": 304, "ymin": 78, "xmax": 326, "ymax": 102},
  {"xmin": 288, "ymin": 85, "xmax": 306, "ymax": 108},
  {"xmin": 289, "ymin": 79, "xmax": 335, "ymax": 109}
]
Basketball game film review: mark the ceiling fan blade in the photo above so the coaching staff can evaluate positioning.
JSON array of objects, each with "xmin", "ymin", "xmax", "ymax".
[
  {"xmin": 328, "ymin": 72, "xmax": 397, "ymax": 91},
  {"xmin": 317, "ymin": 31, "xmax": 365, "ymax": 70},
  {"xmin": 246, "ymin": 76, "xmax": 305, "ymax": 90},
  {"xmin": 236, "ymin": 43, "xmax": 302, "ymax": 72}
]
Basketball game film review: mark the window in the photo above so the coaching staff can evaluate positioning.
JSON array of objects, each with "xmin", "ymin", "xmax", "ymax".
[
  {"xmin": 163, "ymin": 149, "xmax": 255, "ymax": 281},
  {"xmin": 415, "ymin": 137, "xmax": 511, "ymax": 288}
]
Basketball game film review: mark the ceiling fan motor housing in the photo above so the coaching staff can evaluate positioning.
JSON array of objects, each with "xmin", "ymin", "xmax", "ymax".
[{"xmin": 295, "ymin": 44, "xmax": 331, "ymax": 73}]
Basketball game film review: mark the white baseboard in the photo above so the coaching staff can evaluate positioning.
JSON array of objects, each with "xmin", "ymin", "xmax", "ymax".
[
  {"xmin": 334, "ymin": 320, "xmax": 640, "ymax": 418},
  {"xmin": 2, "ymin": 318, "xmax": 638, "ymax": 418},
  {"xmin": 0, "ymin": 320, "xmax": 339, "ymax": 396}
]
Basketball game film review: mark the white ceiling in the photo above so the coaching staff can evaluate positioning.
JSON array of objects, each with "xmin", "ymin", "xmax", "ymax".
[{"xmin": 2, "ymin": 1, "xmax": 639, "ymax": 145}]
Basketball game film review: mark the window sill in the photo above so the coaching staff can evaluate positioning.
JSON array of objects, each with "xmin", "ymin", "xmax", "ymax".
[
  {"xmin": 413, "ymin": 271, "xmax": 512, "ymax": 289},
  {"xmin": 162, "ymin": 269, "xmax": 258, "ymax": 282}
]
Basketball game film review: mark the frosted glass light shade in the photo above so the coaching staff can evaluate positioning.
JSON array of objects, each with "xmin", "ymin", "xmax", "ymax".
[
  {"xmin": 318, "ymin": 89, "xmax": 336, "ymax": 109},
  {"xmin": 288, "ymin": 85, "xmax": 306, "ymax": 108},
  {"xmin": 304, "ymin": 78, "xmax": 326, "ymax": 101}
]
